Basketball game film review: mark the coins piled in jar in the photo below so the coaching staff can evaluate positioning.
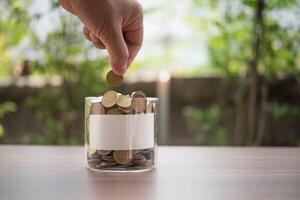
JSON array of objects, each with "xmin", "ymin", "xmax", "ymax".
[
  {"xmin": 86, "ymin": 90, "xmax": 156, "ymax": 170},
  {"xmin": 89, "ymin": 90, "xmax": 153, "ymax": 115},
  {"xmin": 87, "ymin": 148, "xmax": 155, "ymax": 170}
]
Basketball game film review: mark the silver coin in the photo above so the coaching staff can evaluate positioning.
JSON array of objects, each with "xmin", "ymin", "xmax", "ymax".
[
  {"xmin": 97, "ymin": 150, "xmax": 112, "ymax": 156},
  {"xmin": 98, "ymin": 161, "xmax": 118, "ymax": 168},
  {"xmin": 100, "ymin": 155, "xmax": 115, "ymax": 162}
]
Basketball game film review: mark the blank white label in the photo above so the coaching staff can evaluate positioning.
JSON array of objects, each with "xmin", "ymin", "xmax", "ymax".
[{"xmin": 89, "ymin": 113, "xmax": 154, "ymax": 150}]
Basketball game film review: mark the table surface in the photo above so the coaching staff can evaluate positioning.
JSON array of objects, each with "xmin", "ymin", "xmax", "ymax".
[{"xmin": 0, "ymin": 145, "xmax": 300, "ymax": 200}]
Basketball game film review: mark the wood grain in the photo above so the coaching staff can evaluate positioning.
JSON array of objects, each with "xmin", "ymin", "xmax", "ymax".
[{"xmin": 0, "ymin": 145, "xmax": 300, "ymax": 200}]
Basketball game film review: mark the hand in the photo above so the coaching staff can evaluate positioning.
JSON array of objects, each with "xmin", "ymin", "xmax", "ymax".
[{"xmin": 58, "ymin": 0, "xmax": 143, "ymax": 75}]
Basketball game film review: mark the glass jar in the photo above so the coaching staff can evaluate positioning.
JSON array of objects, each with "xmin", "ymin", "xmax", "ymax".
[{"xmin": 84, "ymin": 95, "xmax": 158, "ymax": 172}]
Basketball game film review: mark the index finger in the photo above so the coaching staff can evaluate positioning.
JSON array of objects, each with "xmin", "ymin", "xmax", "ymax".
[{"xmin": 124, "ymin": 25, "xmax": 143, "ymax": 67}]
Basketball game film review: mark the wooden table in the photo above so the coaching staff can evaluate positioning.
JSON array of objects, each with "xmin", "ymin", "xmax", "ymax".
[{"xmin": 0, "ymin": 145, "xmax": 299, "ymax": 200}]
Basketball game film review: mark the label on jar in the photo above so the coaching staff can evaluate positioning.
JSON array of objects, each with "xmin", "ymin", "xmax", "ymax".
[{"xmin": 89, "ymin": 113, "xmax": 155, "ymax": 150}]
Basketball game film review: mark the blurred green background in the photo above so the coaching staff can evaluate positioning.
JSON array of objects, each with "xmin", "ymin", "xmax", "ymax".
[{"xmin": 0, "ymin": 0, "xmax": 299, "ymax": 146}]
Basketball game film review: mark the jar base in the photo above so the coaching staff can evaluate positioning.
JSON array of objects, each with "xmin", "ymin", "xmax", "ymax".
[{"xmin": 86, "ymin": 165, "xmax": 156, "ymax": 173}]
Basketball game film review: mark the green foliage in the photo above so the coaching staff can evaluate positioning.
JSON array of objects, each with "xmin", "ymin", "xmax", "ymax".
[
  {"xmin": 183, "ymin": 106, "xmax": 228, "ymax": 145},
  {"xmin": 25, "ymin": 59, "xmax": 107, "ymax": 144},
  {"xmin": 0, "ymin": 0, "xmax": 108, "ymax": 145},
  {"xmin": 243, "ymin": 0, "xmax": 297, "ymax": 8},
  {"xmin": 0, "ymin": 0, "xmax": 32, "ymax": 76},
  {"xmin": 188, "ymin": 0, "xmax": 300, "ymax": 145},
  {"xmin": 24, "ymin": 10, "xmax": 108, "ymax": 144},
  {"xmin": 193, "ymin": 0, "xmax": 218, "ymax": 8},
  {"xmin": 191, "ymin": 0, "xmax": 300, "ymax": 77},
  {"xmin": 0, "ymin": 101, "xmax": 17, "ymax": 138},
  {"xmin": 0, "ymin": 101, "xmax": 17, "ymax": 118},
  {"xmin": 267, "ymin": 102, "xmax": 300, "ymax": 121}
]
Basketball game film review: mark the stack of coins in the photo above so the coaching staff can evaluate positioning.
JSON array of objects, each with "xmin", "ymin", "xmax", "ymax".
[
  {"xmin": 89, "ymin": 90, "xmax": 153, "ymax": 115},
  {"xmin": 87, "ymin": 90, "xmax": 156, "ymax": 170},
  {"xmin": 87, "ymin": 147, "xmax": 155, "ymax": 170}
]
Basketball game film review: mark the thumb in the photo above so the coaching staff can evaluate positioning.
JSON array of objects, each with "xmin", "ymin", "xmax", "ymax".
[{"xmin": 102, "ymin": 26, "xmax": 129, "ymax": 76}]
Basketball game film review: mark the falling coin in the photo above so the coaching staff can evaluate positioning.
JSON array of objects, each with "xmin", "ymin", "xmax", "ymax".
[
  {"xmin": 106, "ymin": 70, "xmax": 124, "ymax": 87},
  {"xmin": 102, "ymin": 90, "xmax": 119, "ymax": 108},
  {"xmin": 113, "ymin": 150, "xmax": 134, "ymax": 165},
  {"xmin": 116, "ymin": 95, "xmax": 131, "ymax": 108}
]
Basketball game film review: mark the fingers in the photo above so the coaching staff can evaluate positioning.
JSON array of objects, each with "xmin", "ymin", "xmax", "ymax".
[
  {"xmin": 102, "ymin": 26, "xmax": 129, "ymax": 76},
  {"xmin": 84, "ymin": 26, "xmax": 129, "ymax": 75},
  {"xmin": 83, "ymin": 27, "xmax": 105, "ymax": 49},
  {"xmin": 58, "ymin": 0, "xmax": 76, "ymax": 15},
  {"xmin": 83, "ymin": 27, "xmax": 92, "ymax": 41},
  {"xmin": 124, "ymin": 26, "xmax": 143, "ymax": 67},
  {"xmin": 84, "ymin": 25, "xmax": 142, "ymax": 73},
  {"xmin": 89, "ymin": 32, "xmax": 100, "ymax": 43},
  {"xmin": 93, "ymin": 41, "xmax": 106, "ymax": 49},
  {"xmin": 123, "ymin": 2, "xmax": 143, "ymax": 68}
]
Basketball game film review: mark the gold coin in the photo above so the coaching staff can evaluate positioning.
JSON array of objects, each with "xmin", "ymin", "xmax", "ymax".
[
  {"xmin": 131, "ymin": 98, "xmax": 147, "ymax": 113},
  {"xmin": 102, "ymin": 90, "xmax": 118, "ymax": 108},
  {"xmin": 100, "ymin": 155, "xmax": 115, "ymax": 162},
  {"xmin": 97, "ymin": 150, "xmax": 111, "ymax": 156},
  {"xmin": 133, "ymin": 150, "xmax": 140, "ymax": 155},
  {"xmin": 131, "ymin": 91, "xmax": 146, "ymax": 99},
  {"xmin": 146, "ymin": 102, "xmax": 154, "ymax": 113},
  {"xmin": 89, "ymin": 102, "xmax": 105, "ymax": 114},
  {"xmin": 88, "ymin": 148, "xmax": 96, "ymax": 155},
  {"xmin": 113, "ymin": 150, "xmax": 133, "ymax": 165},
  {"xmin": 98, "ymin": 161, "xmax": 118, "ymax": 168},
  {"xmin": 116, "ymin": 95, "xmax": 131, "ymax": 108},
  {"xmin": 106, "ymin": 70, "xmax": 124, "ymax": 87},
  {"xmin": 118, "ymin": 106, "xmax": 133, "ymax": 114},
  {"xmin": 106, "ymin": 107, "xmax": 122, "ymax": 115}
]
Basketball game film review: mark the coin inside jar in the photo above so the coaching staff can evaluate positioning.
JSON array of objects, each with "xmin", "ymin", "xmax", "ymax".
[
  {"xmin": 118, "ymin": 106, "xmax": 133, "ymax": 114},
  {"xmin": 100, "ymin": 155, "xmax": 115, "ymax": 162},
  {"xmin": 131, "ymin": 98, "xmax": 147, "ymax": 113},
  {"xmin": 102, "ymin": 90, "xmax": 118, "ymax": 108},
  {"xmin": 97, "ymin": 150, "xmax": 111, "ymax": 156},
  {"xmin": 89, "ymin": 102, "xmax": 105, "ymax": 114},
  {"xmin": 88, "ymin": 148, "xmax": 96, "ymax": 155},
  {"xmin": 116, "ymin": 95, "xmax": 131, "ymax": 108},
  {"xmin": 106, "ymin": 70, "xmax": 124, "ymax": 87},
  {"xmin": 98, "ymin": 161, "xmax": 118, "ymax": 168},
  {"xmin": 113, "ymin": 150, "xmax": 134, "ymax": 165},
  {"xmin": 131, "ymin": 91, "xmax": 146, "ymax": 99},
  {"xmin": 106, "ymin": 107, "xmax": 122, "ymax": 115}
]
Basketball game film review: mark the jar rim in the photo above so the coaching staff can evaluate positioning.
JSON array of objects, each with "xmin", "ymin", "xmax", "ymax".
[{"xmin": 85, "ymin": 97, "xmax": 159, "ymax": 101}]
